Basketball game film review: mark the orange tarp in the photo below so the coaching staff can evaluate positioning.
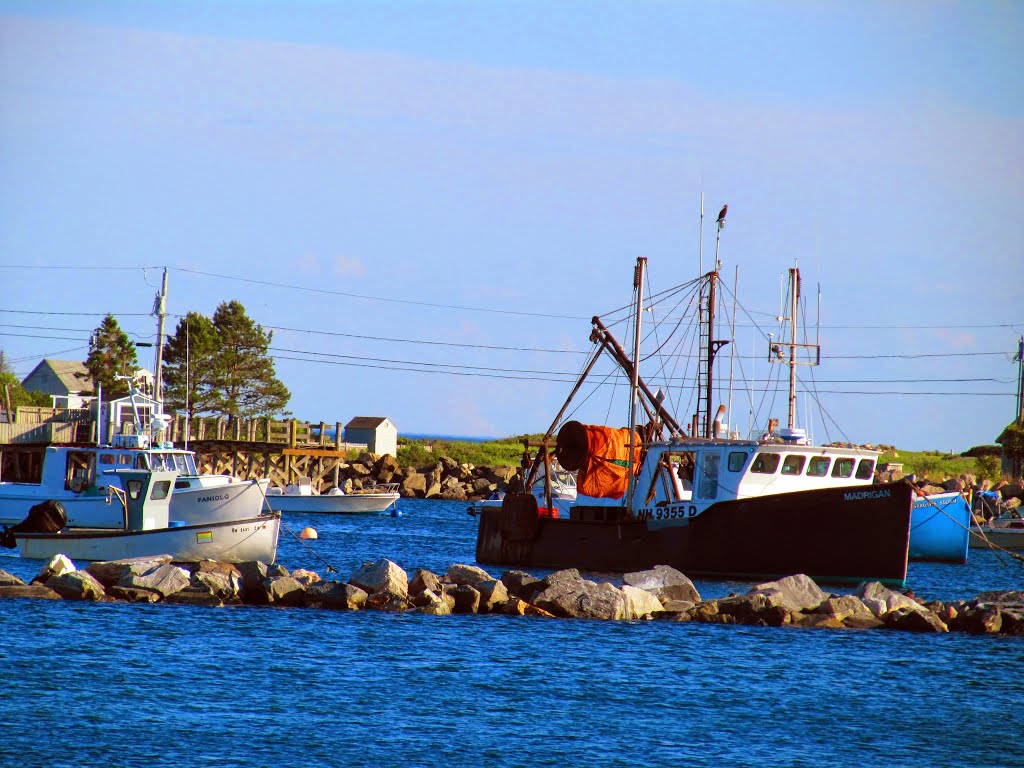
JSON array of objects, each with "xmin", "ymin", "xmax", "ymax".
[{"xmin": 576, "ymin": 425, "xmax": 642, "ymax": 499}]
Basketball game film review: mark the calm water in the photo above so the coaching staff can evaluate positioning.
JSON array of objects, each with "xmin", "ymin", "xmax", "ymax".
[{"xmin": 2, "ymin": 499, "xmax": 1023, "ymax": 768}]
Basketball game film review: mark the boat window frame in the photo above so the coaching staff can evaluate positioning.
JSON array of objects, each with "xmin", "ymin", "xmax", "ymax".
[
  {"xmin": 727, "ymin": 452, "xmax": 748, "ymax": 472},
  {"xmin": 696, "ymin": 450, "xmax": 721, "ymax": 500},
  {"xmin": 806, "ymin": 456, "xmax": 831, "ymax": 477},
  {"xmin": 855, "ymin": 459, "xmax": 875, "ymax": 480},
  {"xmin": 750, "ymin": 452, "xmax": 782, "ymax": 475},
  {"xmin": 65, "ymin": 450, "xmax": 96, "ymax": 491},
  {"xmin": 781, "ymin": 455, "xmax": 806, "ymax": 476},
  {"xmin": 831, "ymin": 457, "xmax": 856, "ymax": 479},
  {"xmin": 151, "ymin": 480, "xmax": 172, "ymax": 500}
]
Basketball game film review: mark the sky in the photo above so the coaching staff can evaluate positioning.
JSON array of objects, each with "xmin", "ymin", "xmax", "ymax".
[{"xmin": 0, "ymin": 1, "xmax": 1021, "ymax": 452}]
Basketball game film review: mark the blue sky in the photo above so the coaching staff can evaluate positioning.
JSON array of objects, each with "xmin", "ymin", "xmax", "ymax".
[{"xmin": 1, "ymin": 1, "xmax": 1021, "ymax": 451}]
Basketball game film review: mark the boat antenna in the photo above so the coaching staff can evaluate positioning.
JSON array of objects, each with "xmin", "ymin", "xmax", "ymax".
[
  {"xmin": 625, "ymin": 256, "xmax": 646, "ymax": 511},
  {"xmin": 726, "ymin": 264, "xmax": 739, "ymax": 439},
  {"xmin": 152, "ymin": 267, "xmax": 168, "ymax": 408}
]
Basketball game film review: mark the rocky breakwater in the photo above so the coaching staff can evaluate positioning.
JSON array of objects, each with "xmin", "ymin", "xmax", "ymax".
[
  {"xmin": 2, "ymin": 556, "xmax": 1023, "ymax": 637},
  {"xmin": 340, "ymin": 453, "xmax": 518, "ymax": 501}
]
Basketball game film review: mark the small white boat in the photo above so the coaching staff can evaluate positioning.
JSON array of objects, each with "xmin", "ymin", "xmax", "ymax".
[
  {"xmin": 467, "ymin": 464, "xmax": 577, "ymax": 518},
  {"xmin": 2, "ymin": 467, "xmax": 280, "ymax": 563},
  {"xmin": 264, "ymin": 477, "xmax": 400, "ymax": 514},
  {"xmin": 969, "ymin": 516, "xmax": 1024, "ymax": 551}
]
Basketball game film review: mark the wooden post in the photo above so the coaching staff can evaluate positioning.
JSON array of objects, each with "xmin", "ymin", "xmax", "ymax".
[{"xmin": 334, "ymin": 421, "xmax": 342, "ymax": 488}]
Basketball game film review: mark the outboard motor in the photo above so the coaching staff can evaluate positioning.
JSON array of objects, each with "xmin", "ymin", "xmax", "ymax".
[{"xmin": 0, "ymin": 499, "xmax": 67, "ymax": 549}]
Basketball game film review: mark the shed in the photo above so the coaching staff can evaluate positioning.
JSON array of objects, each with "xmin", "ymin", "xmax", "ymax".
[
  {"xmin": 344, "ymin": 416, "xmax": 398, "ymax": 458},
  {"xmin": 21, "ymin": 359, "xmax": 94, "ymax": 408}
]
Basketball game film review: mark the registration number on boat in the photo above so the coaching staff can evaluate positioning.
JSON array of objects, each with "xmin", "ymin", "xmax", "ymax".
[{"xmin": 636, "ymin": 504, "xmax": 697, "ymax": 520}]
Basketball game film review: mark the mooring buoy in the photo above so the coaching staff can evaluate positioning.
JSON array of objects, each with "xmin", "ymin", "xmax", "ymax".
[{"xmin": 299, "ymin": 527, "xmax": 318, "ymax": 540}]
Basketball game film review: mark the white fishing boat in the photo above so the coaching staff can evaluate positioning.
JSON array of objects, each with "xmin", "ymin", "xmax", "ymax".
[
  {"xmin": 969, "ymin": 516, "xmax": 1024, "ymax": 550},
  {"xmin": 264, "ymin": 476, "xmax": 400, "ymax": 514},
  {"xmin": 1, "ymin": 467, "xmax": 280, "ymax": 563},
  {"xmin": 0, "ymin": 441, "xmax": 270, "ymax": 529},
  {"xmin": 466, "ymin": 463, "xmax": 577, "ymax": 518}
]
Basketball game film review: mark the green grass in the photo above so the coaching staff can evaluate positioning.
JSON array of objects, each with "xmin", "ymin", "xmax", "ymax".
[
  {"xmin": 879, "ymin": 449, "xmax": 1001, "ymax": 484},
  {"xmin": 396, "ymin": 435, "xmax": 543, "ymax": 469}
]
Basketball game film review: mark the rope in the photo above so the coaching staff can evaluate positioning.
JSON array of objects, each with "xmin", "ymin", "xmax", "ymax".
[{"xmin": 256, "ymin": 479, "xmax": 340, "ymax": 573}]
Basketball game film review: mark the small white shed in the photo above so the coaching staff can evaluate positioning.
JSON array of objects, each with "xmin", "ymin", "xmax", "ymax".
[{"xmin": 344, "ymin": 416, "xmax": 398, "ymax": 458}]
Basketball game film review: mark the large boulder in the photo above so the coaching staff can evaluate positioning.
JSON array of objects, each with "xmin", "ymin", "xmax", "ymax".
[
  {"xmin": 412, "ymin": 589, "xmax": 452, "ymax": 615},
  {"xmin": 532, "ymin": 570, "xmax": 629, "ymax": 620},
  {"xmin": 265, "ymin": 576, "xmax": 307, "ymax": 607},
  {"xmin": 622, "ymin": 585, "xmax": 664, "ymax": 619},
  {"xmin": 304, "ymin": 581, "xmax": 367, "ymax": 610},
  {"xmin": 447, "ymin": 584, "xmax": 481, "ymax": 614},
  {"xmin": 623, "ymin": 565, "xmax": 701, "ymax": 604},
  {"xmin": 0, "ymin": 568, "xmax": 25, "ymax": 587},
  {"xmin": 500, "ymin": 570, "xmax": 542, "ymax": 602},
  {"xmin": 884, "ymin": 608, "xmax": 948, "ymax": 633},
  {"xmin": 476, "ymin": 579, "xmax": 509, "ymax": 613},
  {"xmin": 401, "ymin": 472, "xmax": 427, "ymax": 498},
  {"xmin": 32, "ymin": 554, "xmax": 77, "ymax": 585},
  {"xmin": 349, "ymin": 558, "xmax": 408, "ymax": 600},
  {"xmin": 85, "ymin": 556, "xmax": 173, "ymax": 589},
  {"xmin": 45, "ymin": 571, "xmax": 107, "ymax": 601},
  {"xmin": 749, "ymin": 574, "xmax": 825, "ymax": 614},
  {"xmin": 856, "ymin": 582, "xmax": 927, "ymax": 617},
  {"xmin": 0, "ymin": 584, "xmax": 63, "ymax": 600},
  {"xmin": 447, "ymin": 563, "xmax": 493, "ymax": 586},
  {"xmin": 116, "ymin": 563, "xmax": 191, "ymax": 599},
  {"xmin": 409, "ymin": 569, "xmax": 442, "ymax": 597}
]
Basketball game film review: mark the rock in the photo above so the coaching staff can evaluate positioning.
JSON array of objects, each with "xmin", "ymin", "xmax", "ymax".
[
  {"xmin": 942, "ymin": 478, "xmax": 965, "ymax": 492},
  {"xmin": 486, "ymin": 466, "xmax": 518, "ymax": 484},
  {"xmin": 621, "ymin": 585, "xmax": 664, "ymax": 619},
  {"xmin": 856, "ymin": 582, "xmax": 927, "ymax": 617},
  {"xmin": 425, "ymin": 482, "xmax": 442, "ymax": 499},
  {"xmin": 448, "ymin": 584, "xmax": 481, "ymax": 614},
  {"xmin": 532, "ymin": 570, "xmax": 629, "ymax": 620},
  {"xmin": 44, "ymin": 571, "xmax": 107, "ymax": 601},
  {"xmin": 974, "ymin": 591, "xmax": 1024, "ymax": 606},
  {"xmin": 365, "ymin": 589, "xmax": 408, "ymax": 611},
  {"xmin": 810, "ymin": 595, "xmax": 876, "ymax": 623},
  {"xmin": 85, "ymin": 556, "xmax": 173, "ymax": 589},
  {"xmin": 107, "ymin": 586, "xmax": 163, "ymax": 603},
  {"xmin": 749, "ymin": 574, "xmax": 825, "ymax": 614},
  {"xmin": 500, "ymin": 570, "xmax": 542, "ymax": 602},
  {"xmin": 163, "ymin": 582, "xmax": 226, "ymax": 607},
  {"xmin": 118, "ymin": 563, "xmax": 191, "ymax": 599},
  {"xmin": 191, "ymin": 570, "xmax": 242, "ymax": 602},
  {"xmin": 0, "ymin": 568, "xmax": 25, "ymax": 587},
  {"xmin": 884, "ymin": 608, "xmax": 948, "ymax": 633},
  {"xmin": 439, "ymin": 485, "xmax": 468, "ymax": 501},
  {"xmin": 376, "ymin": 454, "xmax": 400, "ymax": 476},
  {"xmin": 623, "ymin": 565, "xmax": 701, "ymax": 604},
  {"xmin": 920, "ymin": 484, "xmax": 946, "ymax": 496},
  {"xmin": 291, "ymin": 569, "xmax": 321, "ymax": 586},
  {"xmin": 661, "ymin": 599, "xmax": 697, "ymax": 613},
  {"xmin": 401, "ymin": 472, "xmax": 427, "ymax": 498},
  {"xmin": 447, "ymin": 563, "xmax": 493, "ymax": 586},
  {"xmin": 998, "ymin": 608, "xmax": 1024, "ymax": 635},
  {"xmin": 957, "ymin": 605, "xmax": 1004, "ymax": 635},
  {"xmin": 714, "ymin": 593, "xmax": 792, "ymax": 627},
  {"xmin": 235, "ymin": 560, "xmax": 273, "ymax": 600},
  {"xmin": 349, "ymin": 558, "xmax": 408, "ymax": 600},
  {"xmin": 32, "ymin": 554, "xmax": 77, "ymax": 585},
  {"xmin": 475, "ymin": 579, "xmax": 509, "ymax": 613},
  {"xmin": 265, "ymin": 576, "xmax": 307, "ymax": 607},
  {"xmin": 499, "ymin": 597, "xmax": 555, "ymax": 617},
  {"xmin": 304, "ymin": 581, "xmax": 367, "ymax": 610},
  {"xmin": 0, "ymin": 584, "xmax": 63, "ymax": 600},
  {"xmin": 409, "ymin": 569, "xmax": 442, "ymax": 596},
  {"xmin": 412, "ymin": 590, "xmax": 452, "ymax": 615}
]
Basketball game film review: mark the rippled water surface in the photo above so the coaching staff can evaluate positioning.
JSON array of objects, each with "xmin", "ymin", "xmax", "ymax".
[{"xmin": 2, "ymin": 499, "xmax": 1023, "ymax": 767}]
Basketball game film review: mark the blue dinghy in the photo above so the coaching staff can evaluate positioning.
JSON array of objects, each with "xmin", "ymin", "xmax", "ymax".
[{"xmin": 909, "ymin": 492, "xmax": 971, "ymax": 564}]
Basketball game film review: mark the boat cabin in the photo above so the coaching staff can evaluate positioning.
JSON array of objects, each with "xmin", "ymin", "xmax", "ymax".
[
  {"xmin": 622, "ymin": 439, "xmax": 878, "ymax": 520},
  {"xmin": 39, "ymin": 445, "xmax": 203, "ymax": 494}
]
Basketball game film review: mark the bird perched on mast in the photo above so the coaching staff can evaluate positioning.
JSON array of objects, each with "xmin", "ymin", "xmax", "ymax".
[{"xmin": 717, "ymin": 204, "xmax": 728, "ymax": 230}]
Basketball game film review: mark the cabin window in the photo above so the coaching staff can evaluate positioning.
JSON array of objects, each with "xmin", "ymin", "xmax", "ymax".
[
  {"xmin": 831, "ymin": 458, "xmax": 856, "ymax": 478},
  {"xmin": 127, "ymin": 479, "xmax": 143, "ymax": 500},
  {"xmin": 135, "ymin": 455, "xmax": 149, "ymax": 470},
  {"xmin": 750, "ymin": 453, "xmax": 781, "ymax": 474},
  {"xmin": 727, "ymin": 452, "xmax": 748, "ymax": 472},
  {"xmin": 643, "ymin": 451, "xmax": 694, "ymax": 505},
  {"xmin": 855, "ymin": 459, "xmax": 875, "ymax": 480},
  {"xmin": 98, "ymin": 453, "xmax": 116, "ymax": 465},
  {"xmin": 781, "ymin": 455, "xmax": 806, "ymax": 475},
  {"xmin": 65, "ymin": 451, "xmax": 95, "ymax": 491},
  {"xmin": 118, "ymin": 454, "xmax": 132, "ymax": 465},
  {"xmin": 697, "ymin": 452, "xmax": 721, "ymax": 499},
  {"xmin": 151, "ymin": 480, "xmax": 171, "ymax": 500},
  {"xmin": 806, "ymin": 457, "xmax": 830, "ymax": 477}
]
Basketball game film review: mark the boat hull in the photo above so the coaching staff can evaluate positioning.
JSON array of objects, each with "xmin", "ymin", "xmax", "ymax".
[
  {"xmin": 969, "ymin": 521, "xmax": 1024, "ymax": 550},
  {"xmin": 909, "ymin": 492, "xmax": 971, "ymax": 564},
  {"xmin": 14, "ymin": 514, "xmax": 280, "ymax": 564},
  {"xmin": 0, "ymin": 477, "xmax": 271, "ymax": 529},
  {"xmin": 476, "ymin": 481, "xmax": 913, "ymax": 586},
  {"xmin": 264, "ymin": 492, "xmax": 399, "ymax": 514}
]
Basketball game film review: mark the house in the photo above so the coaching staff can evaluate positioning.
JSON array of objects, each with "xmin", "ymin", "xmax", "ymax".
[
  {"xmin": 21, "ymin": 359, "xmax": 94, "ymax": 409},
  {"xmin": 344, "ymin": 416, "xmax": 398, "ymax": 458}
]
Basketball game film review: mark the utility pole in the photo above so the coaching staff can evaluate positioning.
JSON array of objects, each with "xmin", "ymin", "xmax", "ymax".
[
  {"xmin": 153, "ymin": 267, "xmax": 168, "ymax": 406},
  {"xmin": 1016, "ymin": 335, "xmax": 1023, "ymax": 427}
]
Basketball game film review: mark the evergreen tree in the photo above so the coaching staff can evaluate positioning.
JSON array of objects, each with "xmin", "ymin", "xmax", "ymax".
[
  {"xmin": 160, "ymin": 312, "xmax": 219, "ymax": 419},
  {"xmin": 208, "ymin": 300, "xmax": 290, "ymax": 423},
  {"xmin": 0, "ymin": 350, "xmax": 49, "ymax": 416},
  {"xmin": 85, "ymin": 315, "xmax": 139, "ymax": 400}
]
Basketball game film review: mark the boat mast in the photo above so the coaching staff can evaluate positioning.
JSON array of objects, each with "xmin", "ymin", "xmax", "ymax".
[
  {"xmin": 153, "ymin": 267, "xmax": 168, "ymax": 406},
  {"xmin": 625, "ymin": 257, "xmax": 646, "ymax": 510},
  {"xmin": 787, "ymin": 267, "xmax": 799, "ymax": 429}
]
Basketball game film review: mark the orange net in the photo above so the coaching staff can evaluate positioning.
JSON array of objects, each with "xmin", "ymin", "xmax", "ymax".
[{"xmin": 576, "ymin": 425, "xmax": 642, "ymax": 499}]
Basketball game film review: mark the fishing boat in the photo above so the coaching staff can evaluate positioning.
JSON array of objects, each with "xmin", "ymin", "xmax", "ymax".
[
  {"xmin": 264, "ymin": 476, "xmax": 400, "ymax": 514},
  {"xmin": 475, "ymin": 257, "xmax": 915, "ymax": 586},
  {"xmin": 0, "ymin": 384, "xmax": 270, "ymax": 529},
  {"xmin": 1, "ymin": 467, "xmax": 280, "ymax": 563}
]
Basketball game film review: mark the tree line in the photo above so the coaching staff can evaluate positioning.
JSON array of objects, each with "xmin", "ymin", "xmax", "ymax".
[{"xmin": 84, "ymin": 300, "xmax": 290, "ymax": 423}]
